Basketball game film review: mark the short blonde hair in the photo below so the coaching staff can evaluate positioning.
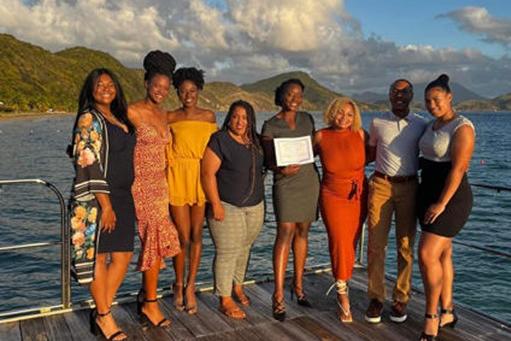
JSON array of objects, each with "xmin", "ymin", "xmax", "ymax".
[{"xmin": 323, "ymin": 97, "xmax": 362, "ymax": 131}]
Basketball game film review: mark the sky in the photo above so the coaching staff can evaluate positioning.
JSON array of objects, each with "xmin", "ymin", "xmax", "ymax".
[{"xmin": 1, "ymin": 0, "xmax": 510, "ymax": 97}]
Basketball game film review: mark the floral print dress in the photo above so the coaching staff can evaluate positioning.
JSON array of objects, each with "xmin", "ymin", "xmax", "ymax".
[{"xmin": 69, "ymin": 109, "xmax": 110, "ymax": 285}]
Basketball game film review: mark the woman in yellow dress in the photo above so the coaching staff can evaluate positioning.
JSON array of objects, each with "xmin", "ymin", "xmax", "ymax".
[{"xmin": 167, "ymin": 67, "xmax": 217, "ymax": 314}]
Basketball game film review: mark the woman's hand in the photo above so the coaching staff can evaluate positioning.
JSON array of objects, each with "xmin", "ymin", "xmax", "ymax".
[
  {"xmin": 212, "ymin": 202, "xmax": 225, "ymax": 221},
  {"xmin": 280, "ymin": 164, "xmax": 301, "ymax": 176},
  {"xmin": 100, "ymin": 206, "xmax": 117, "ymax": 232},
  {"xmin": 424, "ymin": 202, "xmax": 445, "ymax": 225}
]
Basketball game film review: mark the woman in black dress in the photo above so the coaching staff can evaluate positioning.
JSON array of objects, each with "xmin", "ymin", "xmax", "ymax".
[
  {"xmin": 69, "ymin": 68, "xmax": 135, "ymax": 340},
  {"xmin": 417, "ymin": 74, "xmax": 475, "ymax": 341}
]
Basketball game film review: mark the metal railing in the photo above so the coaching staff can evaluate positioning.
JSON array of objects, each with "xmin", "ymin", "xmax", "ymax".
[
  {"xmin": 355, "ymin": 182, "xmax": 511, "ymax": 265},
  {"xmin": 0, "ymin": 179, "xmax": 509, "ymax": 322},
  {"xmin": 0, "ymin": 179, "xmax": 71, "ymax": 321}
]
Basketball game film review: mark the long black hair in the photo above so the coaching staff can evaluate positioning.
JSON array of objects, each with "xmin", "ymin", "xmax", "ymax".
[
  {"xmin": 67, "ymin": 68, "xmax": 132, "ymax": 157},
  {"xmin": 222, "ymin": 100, "xmax": 261, "ymax": 151},
  {"xmin": 76, "ymin": 68, "xmax": 132, "ymax": 132},
  {"xmin": 222, "ymin": 100, "xmax": 262, "ymax": 204}
]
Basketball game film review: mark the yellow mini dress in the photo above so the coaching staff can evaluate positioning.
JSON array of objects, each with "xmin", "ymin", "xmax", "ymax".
[{"xmin": 167, "ymin": 120, "xmax": 217, "ymax": 206}]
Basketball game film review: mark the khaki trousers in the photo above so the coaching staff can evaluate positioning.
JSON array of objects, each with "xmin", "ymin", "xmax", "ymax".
[{"xmin": 367, "ymin": 175, "xmax": 418, "ymax": 303}]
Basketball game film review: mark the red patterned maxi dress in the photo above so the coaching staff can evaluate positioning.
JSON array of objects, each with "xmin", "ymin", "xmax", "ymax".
[{"xmin": 132, "ymin": 124, "xmax": 180, "ymax": 271}]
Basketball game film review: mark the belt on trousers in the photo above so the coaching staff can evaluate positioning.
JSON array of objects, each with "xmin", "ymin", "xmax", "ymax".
[{"xmin": 374, "ymin": 171, "xmax": 417, "ymax": 183}]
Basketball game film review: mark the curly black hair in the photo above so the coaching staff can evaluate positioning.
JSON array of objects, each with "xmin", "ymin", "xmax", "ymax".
[
  {"xmin": 143, "ymin": 50, "xmax": 176, "ymax": 81},
  {"xmin": 274, "ymin": 78, "xmax": 305, "ymax": 107},
  {"xmin": 172, "ymin": 67, "xmax": 205, "ymax": 90},
  {"xmin": 425, "ymin": 74, "xmax": 451, "ymax": 94}
]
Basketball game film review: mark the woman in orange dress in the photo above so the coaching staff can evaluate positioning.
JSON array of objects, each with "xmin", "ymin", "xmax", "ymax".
[
  {"xmin": 167, "ymin": 67, "xmax": 217, "ymax": 314},
  {"xmin": 128, "ymin": 51, "xmax": 180, "ymax": 328},
  {"xmin": 314, "ymin": 97, "xmax": 368, "ymax": 323}
]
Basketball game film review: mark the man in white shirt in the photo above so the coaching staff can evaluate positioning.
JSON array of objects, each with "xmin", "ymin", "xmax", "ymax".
[{"xmin": 365, "ymin": 79, "xmax": 427, "ymax": 324}]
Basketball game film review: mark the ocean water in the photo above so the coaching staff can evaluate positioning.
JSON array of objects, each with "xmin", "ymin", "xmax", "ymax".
[{"xmin": 0, "ymin": 112, "xmax": 510, "ymax": 323}]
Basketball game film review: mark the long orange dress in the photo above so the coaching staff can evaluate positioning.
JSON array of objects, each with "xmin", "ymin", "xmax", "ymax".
[
  {"xmin": 318, "ymin": 128, "xmax": 367, "ymax": 281},
  {"xmin": 132, "ymin": 124, "xmax": 180, "ymax": 271}
]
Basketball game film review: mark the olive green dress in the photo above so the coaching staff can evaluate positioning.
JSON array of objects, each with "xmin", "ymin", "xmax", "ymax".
[{"xmin": 261, "ymin": 111, "xmax": 320, "ymax": 223}]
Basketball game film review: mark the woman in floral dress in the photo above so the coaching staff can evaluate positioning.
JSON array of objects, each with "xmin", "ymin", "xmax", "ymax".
[{"xmin": 69, "ymin": 68, "xmax": 135, "ymax": 340}]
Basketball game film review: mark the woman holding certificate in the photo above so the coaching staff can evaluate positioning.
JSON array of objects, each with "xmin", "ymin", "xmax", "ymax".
[
  {"xmin": 261, "ymin": 78, "xmax": 320, "ymax": 321},
  {"xmin": 314, "ymin": 97, "xmax": 368, "ymax": 323}
]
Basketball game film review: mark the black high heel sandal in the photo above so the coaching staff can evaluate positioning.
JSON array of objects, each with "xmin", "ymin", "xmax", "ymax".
[
  {"xmin": 290, "ymin": 282, "xmax": 312, "ymax": 308},
  {"xmin": 137, "ymin": 290, "xmax": 171, "ymax": 328},
  {"xmin": 439, "ymin": 308, "xmax": 458, "ymax": 329},
  {"xmin": 272, "ymin": 296, "xmax": 286, "ymax": 322},
  {"xmin": 419, "ymin": 313, "xmax": 439, "ymax": 341},
  {"xmin": 89, "ymin": 309, "xmax": 128, "ymax": 340}
]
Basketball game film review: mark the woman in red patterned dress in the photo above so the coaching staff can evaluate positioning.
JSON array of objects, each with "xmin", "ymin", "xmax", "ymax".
[{"xmin": 128, "ymin": 51, "xmax": 180, "ymax": 328}]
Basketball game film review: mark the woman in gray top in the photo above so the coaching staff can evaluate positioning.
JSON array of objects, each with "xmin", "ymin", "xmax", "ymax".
[
  {"xmin": 418, "ymin": 74, "xmax": 475, "ymax": 341},
  {"xmin": 261, "ymin": 79, "xmax": 320, "ymax": 321}
]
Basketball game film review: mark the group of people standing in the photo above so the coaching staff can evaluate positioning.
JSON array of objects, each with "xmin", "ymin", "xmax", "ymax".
[{"xmin": 68, "ymin": 49, "xmax": 475, "ymax": 341}]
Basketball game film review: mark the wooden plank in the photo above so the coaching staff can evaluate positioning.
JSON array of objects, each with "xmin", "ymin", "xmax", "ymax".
[
  {"xmin": 41, "ymin": 315, "xmax": 73, "ymax": 341},
  {"xmin": 19, "ymin": 317, "xmax": 49, "ymax": 341},
  {"xmin": 125, "ymin": 297, "xmax": 194, "ymax": 340},
  {"xmin": 2, "ymin": 270, "xmax": 510, "ymax": 341},
  {"xmin": 112, "ymin": 303, "xmax": 152, "ymax": 340},
  {"xmin": 0, "ymin": 322, "xmax": 22, "ymax": 341},
  {"xmin": 292, "ymin": 315, "xmax": 346, "ymax": 340},
  {"xmin": 243, "ymin": 320, "xmax": 314, "ymax": 341},
  {"xmin": 62, "ymin": 309, "xmax": 98, "ymax": 341},
  {"xmin": 159, "ymin": 292, "xmax": 232, "ymax": 338},
  {"xmin": 198, "ymin": 291, "xmax": 268, "ymax": 328}
]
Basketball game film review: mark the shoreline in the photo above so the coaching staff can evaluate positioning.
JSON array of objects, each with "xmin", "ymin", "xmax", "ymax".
[
  {"xmin": 0, "ymin": 110, "xmax": 509, "ymax": 123},
  {"xmin": 0, "ymin": 112, "xmax": 74, "ymax": 122}
]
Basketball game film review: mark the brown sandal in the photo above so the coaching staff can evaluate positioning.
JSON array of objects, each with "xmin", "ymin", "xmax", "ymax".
[{"xmin": 219, "ymin": 303, "xmax": 246, "ymax": 319}]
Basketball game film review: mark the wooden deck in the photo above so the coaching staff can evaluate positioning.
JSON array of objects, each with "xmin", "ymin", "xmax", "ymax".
[{"xmin": 1, "ymin": 268, "xmax": 509, "ymax": 340}]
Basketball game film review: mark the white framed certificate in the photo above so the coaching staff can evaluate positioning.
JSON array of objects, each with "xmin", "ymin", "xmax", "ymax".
[{"xmin": 273, "ymin": 136, "xmax": 314, "ymax": 167}]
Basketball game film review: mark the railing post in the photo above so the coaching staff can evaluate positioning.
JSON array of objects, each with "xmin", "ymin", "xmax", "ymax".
[{"xmin": 45, "ymin": 181, "xmax": 71, "ymax": 309}]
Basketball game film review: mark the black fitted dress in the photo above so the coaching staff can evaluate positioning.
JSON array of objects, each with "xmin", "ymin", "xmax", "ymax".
[
  {"xmin": 97, "ymin": 122, "xmax": 136, "ymax": 252},
  {"xmin": 417, "ymin": 115, "xmax": 474, "ymax": 238}
]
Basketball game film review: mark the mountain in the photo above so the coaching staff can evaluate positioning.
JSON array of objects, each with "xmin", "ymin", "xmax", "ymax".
[
  {"xmin": 0, "ymin": 35, "xmax": 361, "ymax": 113},
  {"xmin": 0, "ymin": 34, "xmax": 148, "ymax": 112},
  {"xmin": 240, "ymin": 71, "xmax": 373, "ymax": 111},
  {"xmin": 456, "ymin": 92, "xmax": 511, "ymax": 112},
  {"xmin": 352, "ymin": 91, "xmax": 387, "ymax": 104},
  {"xmin": 353, "ymin": 82, "xmax": 486, "ymax": 106}
]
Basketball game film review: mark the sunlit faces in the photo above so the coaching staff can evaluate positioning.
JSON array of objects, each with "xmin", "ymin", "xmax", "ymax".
[
  {"xmin": 178, "ymin": 80, "xmax": 199, "ymax": 108},
  {"xmin": 425, "ymin": 87, "xmax": 453, "ymax": 118},
  {"xmin": 389, "ymin": 80, "xmax": 413, "ymax": 111},
  {"xmin": 228, "ymin": 106, "xmax": 249, "ymax": 137},
  {"xmin": 146, "ymin": 74, "xmax": 170, "ymax": 104},
  {"xmin": 332, "ymin": 103, "xmax": 355, "ymax": 130},
  {"xmin": 93, "ymin": 74, "xmax": 116, "ymax": 106},
  {"xmin": 282, "ymin": 83, "xmax": 303, "ymax": 111}
]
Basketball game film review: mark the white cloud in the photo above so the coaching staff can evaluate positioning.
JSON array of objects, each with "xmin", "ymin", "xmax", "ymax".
[
  {"xmin": 440, "ymin": 6, "xmax": 511, "ymax": 47},
  {"xmin": 0, "ymin": 1, "xmax": 510, "ymax": 97}
]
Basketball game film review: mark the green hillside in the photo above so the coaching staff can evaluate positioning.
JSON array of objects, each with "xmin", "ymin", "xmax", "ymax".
[
  {"xmin": 0, "ymin": 34, "xmax": 149, "ymax": 112},
  {"xmin": 0, "ymin": 34, "xmax": 378, "ymax": 114}
]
